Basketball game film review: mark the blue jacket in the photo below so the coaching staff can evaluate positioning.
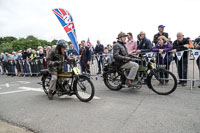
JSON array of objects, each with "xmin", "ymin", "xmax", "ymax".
[
  {"xmin": 2, "ymin": 55, "xmax": 7, "ymax": 61},
  {"xmin": 94, "ymin": 44, "xmax": 104, "ymax": 54},
  {"xmin": 137, "ymin": 37, "xmax": 152, "ymax": 52},
  {"xmin": 80, "ymin": 46, "xmax": 91, "ymax": 62},
  {"xmin": 67, "ymin": 49, "xmax": 78, "ymax": 57}
]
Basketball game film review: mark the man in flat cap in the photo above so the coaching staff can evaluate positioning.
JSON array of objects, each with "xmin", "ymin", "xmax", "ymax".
[{"xmin": 113, "ymin": 32, "xmax": 139, "ymax": 86}]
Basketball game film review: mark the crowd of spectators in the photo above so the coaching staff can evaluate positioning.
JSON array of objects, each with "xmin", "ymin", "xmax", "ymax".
[{"xmin": 1, "ymin": 25, "xmax": 200, "ymax": 87}]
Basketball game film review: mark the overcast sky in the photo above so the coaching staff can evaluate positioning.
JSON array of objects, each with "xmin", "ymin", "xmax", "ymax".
[{"xmin": 0, "ymin": 0, "xmax": 200, "ymax": 45}]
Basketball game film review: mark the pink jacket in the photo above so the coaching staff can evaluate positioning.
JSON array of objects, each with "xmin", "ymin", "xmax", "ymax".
[{"xmin": 126, "ymin": 40, "xmax": 137, "ymax": 53}]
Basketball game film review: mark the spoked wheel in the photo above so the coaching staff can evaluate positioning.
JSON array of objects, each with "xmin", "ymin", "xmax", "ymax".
[
  {"xmin": 42, "ymin": 75, "xmax": 52, "ymax": 95},
  {"xmin": 131, "ymin": 81, "xmax": 142, "ymax": 90},
  {"xmin": 103, "ymin": 72, "xmax": 122, "ymax": 91},
  {"xmin": 74, "ymin": 75, "xmax": 95, "ymax": 102},
  {"xmin": 147, "ymin": 69, "xmax": 177, "ymax": 95}
]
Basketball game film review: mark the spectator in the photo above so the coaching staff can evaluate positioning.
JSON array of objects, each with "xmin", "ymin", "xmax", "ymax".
[
  {"xmin": 52, "ymin": 45, "xmax": 57, "ymax": 48},
  {"xmin": 126, "ymin": 32, "xmax": 137, "ymax": 53},
  {"xmin": 29, "ymin": 50, "xmax": 39, "ymax": 75},
  {"xmin": 67, "ymin": 44, "xmax": 78, "ymax": 71},
  {"xmin": 1, "ymin": 53, "xmax": 6, "ymax": 75},
  {"xmin": 27, "ymin": 48, "xmax": 32, "ymax": 58},
  {"xmin": 194, "ymin": 36, "xmax": 200, "ymax": 87},
  {"xmin": 22, "ymin": 49, "xmax": 31, "ymax": 76},
  {"xmin": 0, "ymin": 53, "xmax": 2, "ymax": 74},
  {"xmin": 30, "ymin": 50, "xmax": 38, "ymax": 61},
  {"xmin": 168, "ymin": 37, "xmax": 173, "ymax": 44},
  {"xmin": 46, "ymin": 46, "xmax": 52, "ymax": 56},
  {"xmin": 136, "ymin": 31, "xmax": 152, "ymax": 54},
  {"xmin": 38, "ymin": 49, "xmax": 45, "ymax": 59},
  {"xmin": 107, "ymin": 44, "xmax": 113, "ymax": 54},
  {"xmin": 90, "ymin": 46, "xmax": 95, "ymax": 64},
  {"xmin": 103, "ymin": 47, "xmax": 112, "ymax": 64},
  {"xmin": 107, "ymin": 44, "xmax": 113, "ymax": 62},
  {"xmin": 79, "ymin": 40, "xmax": 91, "ymax": 74},
  {"xmin": 38, "ymin": 49, "xmax": 45, "ymax": 71},
  {"xmin": 171, "ymin": 32, "xmax": 189, "ymax": 86},
  {"xmin": 94, "ymin": 40, "xmax": 104, "ymax": 74},
  {"xmin": 153, "ymin": 25, "xmax": 169, "ymax": 45},
  {"xmin": 37, "ymin": 46, "xmax": 43, "ymax": 54},
  {"xmin": 113, "ymin": 41, "xmax": 117, "ymax": 45},
  {"xmin": 11, "ymin": 52, "xmax": 18, "ymax": 76},
  {"xmin": 6, "ymin": 53, "xmax": 13, "ymax": 76},
  {"xmin": 152, "ymin": 36, "xmax": 173, "ymax": 80},
  {"xmin": 16, "ymin": 52, "xmax": 22, "ymax": 76},
  {"xmin": 67, "ymin": 44, "xmax": 78, "ymax": 57}
]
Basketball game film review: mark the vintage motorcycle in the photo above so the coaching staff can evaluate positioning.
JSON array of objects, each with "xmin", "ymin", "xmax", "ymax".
[
  {"xmin": 103, "ymin": 54, "xmax": 177, "ymax": 95},
  {"xmin": 41, "ymin": 57, "xmax": 95, "ymax": 102}
]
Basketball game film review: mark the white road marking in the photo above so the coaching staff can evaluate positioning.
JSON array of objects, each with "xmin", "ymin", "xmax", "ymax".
[
  {"xmin": 59, "ymin": 92, "xmax": 101, "ymax": 100},
  {"xmin": 0, "ymin": 83, "xmax": 19, "ymax": 87},
  {"xmin": 5, "ymin": 83, "xmax": 9, "ymax": 87},
  {"xmin": 0, "ymin": 90, "xmax": 29, "ymax": 95},
  {"xmin": 1, "ymin": 86, "xmax": 101, "ymax": 100},
  {"xmin": 0, "ymin": 83, "xmax": 10, "ymax": 87},
  {"xmin": 19, "ymin": 87, "xmax": 101, "ymax": 99},
  {"xmin": 12, "ymin": 81, "xmax": 31, "ymax": 84},
  {"xmin": 0, "ymin": 87, "xmax": 2, "ymax": 90},
  {"xmin": 18, "ymin": 87, "xmax": 43, "ymax": 92}
]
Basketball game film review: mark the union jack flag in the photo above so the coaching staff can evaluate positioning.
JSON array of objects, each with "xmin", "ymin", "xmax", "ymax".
[
  {"xmin": 87, "ymin": 38, "xmax": 92, "ymax": 47},
  {"xmin": 52, "ymin": 8, "xmax": 79, "ymax": 54}
]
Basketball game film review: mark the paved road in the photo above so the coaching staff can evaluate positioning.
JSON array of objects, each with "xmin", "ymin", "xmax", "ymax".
[
  {"xmin": 0, "ymin": 120, "xmax": 33, "ymax": 133},
  {"xmin": 0, "ymin": 75, "xmax": 200, "ymax": 133}
]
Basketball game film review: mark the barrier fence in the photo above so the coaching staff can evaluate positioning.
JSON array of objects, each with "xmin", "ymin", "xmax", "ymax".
[{"xmin": 1, "ymin": 49, "xmax": 200, "ymax": 89}]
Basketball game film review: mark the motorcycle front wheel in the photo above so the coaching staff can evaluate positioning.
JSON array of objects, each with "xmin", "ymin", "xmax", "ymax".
[
  {"xmin": 147, "ymin": 69, "xmax": 177, "ymax": 95},
  {"xmin": 73, "ymin": 75, "xmax": 95, "ymax": 102}
]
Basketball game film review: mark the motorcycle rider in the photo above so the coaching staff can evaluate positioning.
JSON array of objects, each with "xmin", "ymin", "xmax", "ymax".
[
  {"xmin": 46, "ymin": 40, "xmax": 72, "ymax": 100},
  {"xmin": 113, "ymin": 32, "xmax": 139, "ymax": 86}
]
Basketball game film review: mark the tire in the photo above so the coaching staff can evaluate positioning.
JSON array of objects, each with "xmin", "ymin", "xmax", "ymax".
[
  {"xmin": 148, "ymin": 69, "xmax": 177, "ymax": 95},
  {"xmin": 42, "ymin": 75, "xmax": 51, "ymax": 95},
  {"xmin": 103, "ymin": 72, "xmax": 122, "ymax": 91},
  {"xmin": 74, "ymin": 75, "xmax": 95, "ymax": 102}
]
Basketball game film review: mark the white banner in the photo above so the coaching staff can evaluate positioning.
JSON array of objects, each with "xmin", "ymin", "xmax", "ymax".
[
  {"xmin": 97, "ymin": 55, "xmax": 100, "ymax": 61},
  {"xmin": 176, "ymin": 51, "xmax": 184, "ymax": 61},
  {"xmin": 161, "ymin": 53, "xmax": 166, "ymax": 59},
  {"xmin": 192, "ymin": 49, "xmax": 200, "ymax": 61},
  {"xmin": 146, "ymin": 52, "xmax": 154, "ymax": 58}
]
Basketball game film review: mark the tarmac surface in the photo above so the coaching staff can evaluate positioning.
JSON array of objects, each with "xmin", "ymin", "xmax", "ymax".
[{"xmin": 0, "ymin": 75, "xmax": 200, "ymax": 133}]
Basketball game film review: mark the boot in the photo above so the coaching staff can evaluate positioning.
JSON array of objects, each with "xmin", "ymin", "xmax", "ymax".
[
  {"xmin": 48, "ymin": 90, "xmax": 54, "ymax": 100},
  {"xmin": 126, "ymin": 79, "xmax": 136, "ymax": 86}
]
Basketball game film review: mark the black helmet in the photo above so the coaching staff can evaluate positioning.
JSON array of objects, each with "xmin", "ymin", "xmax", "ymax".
[{"xmin": 56, "ymin": 40, "xmax": 68, "ymax": 49}]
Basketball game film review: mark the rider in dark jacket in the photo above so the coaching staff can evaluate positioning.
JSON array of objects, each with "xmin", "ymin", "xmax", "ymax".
[{"xmin": 46, "ymin": 40, "xmax": 72, "ymax": 100}]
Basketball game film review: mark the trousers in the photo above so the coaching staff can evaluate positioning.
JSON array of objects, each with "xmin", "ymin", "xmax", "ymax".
[
  {"xmin": 49, "ymin": 72, "xmax": 57, "ymax": 92},
  {"xmin": 121, "ymin": 61, "xmax": 139, "ymax": 80}
]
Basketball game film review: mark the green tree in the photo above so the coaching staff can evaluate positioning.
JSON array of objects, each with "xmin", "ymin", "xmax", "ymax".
[
  {"xmin": 0, "ymin": 42, "xmax": 13, "ymax": 53},
  {"xmin": 51, "ymin": 39, "xmax": 58, "ymax": 46}
]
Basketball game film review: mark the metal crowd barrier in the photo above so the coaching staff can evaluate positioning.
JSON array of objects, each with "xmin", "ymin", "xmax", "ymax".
[
  {"xmin": 132, "ymin": 50, "xmax": 200, "ymax": 90},
  {"xmin": 1, "ymin": 50, "xmax": 200, "ymax": 90},
  {"xmin": 0, "ymin": 58, "xmax": 47, "ymax": 76},
  {"xmin": 87, "ymin": 50, "xmax": 200, "ymax": 90}
]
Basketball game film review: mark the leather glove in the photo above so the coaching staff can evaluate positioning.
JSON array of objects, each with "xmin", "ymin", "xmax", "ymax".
[
  {"xmin": 52, "ymin": 61, "xmax": 60, "ymax": 66},
  {"xmin": 124, "ymin": 57, "xmax": 132, "ymax": 61}
]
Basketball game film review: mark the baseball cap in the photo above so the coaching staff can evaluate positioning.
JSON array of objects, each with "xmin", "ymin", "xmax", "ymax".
[{"xmin": 158, "ymin": 25, "xmax": 165, "ymax": 29}]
